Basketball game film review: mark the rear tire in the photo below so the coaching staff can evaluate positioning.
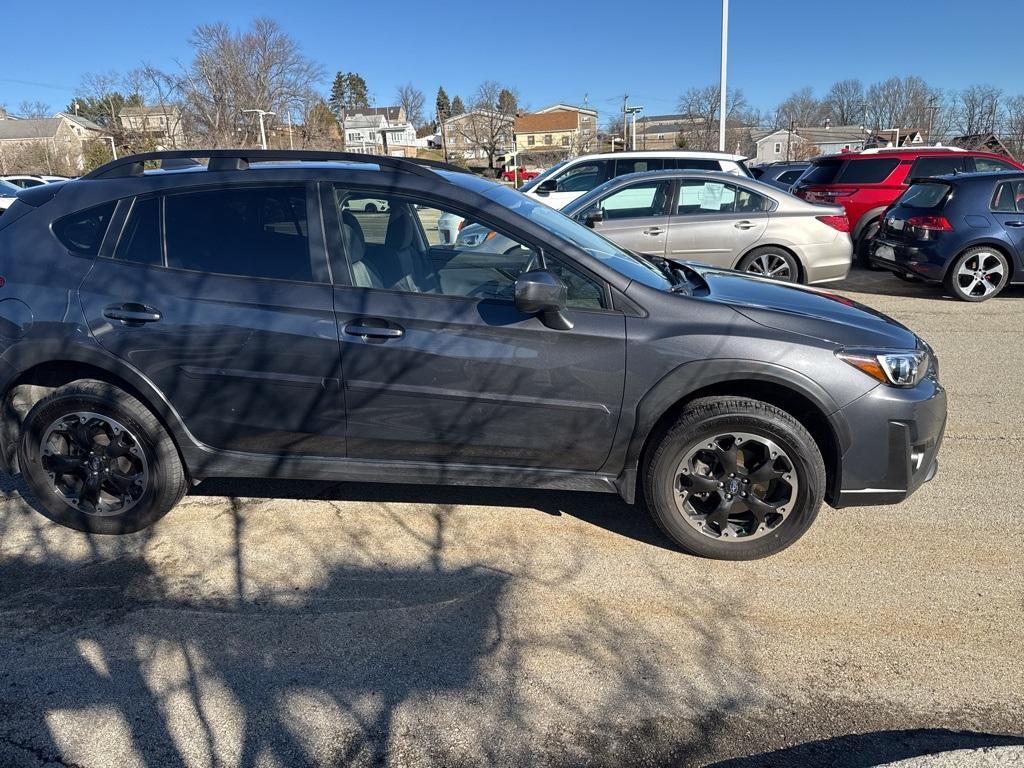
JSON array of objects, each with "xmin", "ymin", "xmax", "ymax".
[
  {"xmin": 643, "ymin": 397, "xmax": 825, "ymax": 560},
  {"xmin": 944, "ymin": 246, "xmax": 1010, "ymax": 302},
  {"xmin": 856, "ymin": 220, "xmax": 884, "ymax": 270},
  {"xmin": 738, "ymin": 247, "xmax": 800, "ymax": 283},
  {"xmin": 17, "ymin": 380, "xmax": 186, "ymax": 534}
]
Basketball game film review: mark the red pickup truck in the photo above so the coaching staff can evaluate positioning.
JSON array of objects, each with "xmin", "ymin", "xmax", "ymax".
[{"xmin": 501, "ymin": 166, "xmax": 540, "ymax": 182}]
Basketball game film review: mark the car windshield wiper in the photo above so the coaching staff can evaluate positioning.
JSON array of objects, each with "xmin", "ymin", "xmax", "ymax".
[{"xmin": 626, "ymin": 249, "xmax": 688, "ymax": 290}]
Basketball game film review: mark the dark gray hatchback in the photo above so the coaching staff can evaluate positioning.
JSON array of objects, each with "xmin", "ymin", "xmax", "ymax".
[{"xmin": 0, "ymin": 150, "xmax": 945, "ymax": 559}]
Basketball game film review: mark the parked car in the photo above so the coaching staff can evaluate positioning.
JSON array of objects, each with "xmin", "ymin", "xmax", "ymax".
[
  {"xmin": 792, "ymin": 147, "xmax": 1024, "ymax": 266},
  {"xmin": 0, "ymin": 149, "xmax": 944, "ymax": 560},
  {"xmin": 0, "ymin": 179, "xmax": 20, "ymax": 215},
  {"xmin": 519, "ymin": 151, "xmax": 752, "ymax": 210},
  {"xmin": 751, "ymin": 161, "xmax": 810, "ymax": 192},
  {"xmin": 2, "ymin": 175, "xmax": 69, "ymax": 188},
  {"xmin": 501, "ymin": 166, "xmax": 540, "ymax": 183},
  {"xmin": 459, "ymin": 170, "xmax": 851, "ymax": 284},
  {"xmin": 870, "ymin": 171, "xmax": 1024, "ymax": 301},
  {"xmin": 344, "ymin": 197, "xmax": 389, "ymax": 213}
]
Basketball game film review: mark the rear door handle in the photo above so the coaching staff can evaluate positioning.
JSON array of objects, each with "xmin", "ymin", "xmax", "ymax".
[
  {"xmin": 1005, "ymin": 221, "xmax": 1024, "ymax": 227},
  {"xmin": 734, "ymin": 220, "xmax": 757, "ymax": 230},
  {"xmin": 103, "ymin": 303, "xmax": 162, "ymax": 324},
  {"xmin": 344, "ymin": 322, "xmax": 404, "ymax": 339},
  {"xmin": 643, "ymin": 227, "xmax": 665, "ymax": 236}
]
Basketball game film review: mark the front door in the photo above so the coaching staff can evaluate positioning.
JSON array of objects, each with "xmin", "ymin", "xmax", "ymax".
[
  {"xmin": 79, "ymin": 185, "xmax": 346, "ymax": 456},
  {"xmin": 327, "ymin": 188, "xmax": 626, "ymax": 471},
  {"xmin": 588, "ymin": 178, "xmax": 673, "ymax": 258},
  {"xmin": 667, "ymin": 179, "xmax": 769, "ymax": 267}
]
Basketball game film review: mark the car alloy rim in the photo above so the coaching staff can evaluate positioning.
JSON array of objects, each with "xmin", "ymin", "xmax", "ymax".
[
  {"xmin": 39, "ymin": 412, "xmax": 149, "ymax": 517},
  {"xmin": 673, "ymin": 432, "xmax": 799, "ymax": 541},
  {"xmin": 745, "ymin": 253, "xmax": 793, "ymax": 281},
  {"xmin": 956, "ymin": 252, "xmax": 1005, "ymax": 297}
]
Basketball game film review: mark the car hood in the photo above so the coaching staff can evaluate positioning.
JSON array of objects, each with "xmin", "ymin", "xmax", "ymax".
[{"xmin": 676, "ymin": 262, "xmax": 920, "ymax": 349}]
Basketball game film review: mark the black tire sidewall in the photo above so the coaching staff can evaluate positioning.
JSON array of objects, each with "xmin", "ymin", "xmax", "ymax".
[
  {"xmin": 945, "ymin": 247, "xmax": 1009, "ymax": 302},
  {"xmin": 645, "ymin": 406, "xmax": 824, "ymax": 560},
  {"xmin": 857, "ymin": 221, "xmax": 885, "ymax": 270},
  {"xmin": 18, "ymin": 386, "xmax": 180, "ymax": 534}
]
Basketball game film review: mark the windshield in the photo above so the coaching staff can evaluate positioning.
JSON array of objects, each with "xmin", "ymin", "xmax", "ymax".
[
  {"xmin": 518, "ymin": 159, "xmax": 569, "ymax": 193},
  {"xmin": 0, "ymin": 179, "xmax": 20, "ymax": 196},
  {"xmin": 481, "ymin": 184, "xmax": 672, "ymax": 290}
]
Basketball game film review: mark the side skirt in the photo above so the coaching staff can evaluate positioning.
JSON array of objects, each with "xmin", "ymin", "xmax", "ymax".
[{"xmin": 183, "ymin": 446, "xmax": 622, "ymax": 495}]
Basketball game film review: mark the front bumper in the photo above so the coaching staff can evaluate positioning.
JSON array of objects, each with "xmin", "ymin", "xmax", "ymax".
[
  {"xmin": 868, "ymin": 237, "xmax": 947, "ymax": 282},
  {"xmin": 832, "ymin": 369, "xmax": 947, "ymax": 508}
]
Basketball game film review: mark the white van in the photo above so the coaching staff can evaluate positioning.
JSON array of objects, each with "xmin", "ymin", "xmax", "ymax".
[{"xmin": 519, "ymin": 151, "xmax": 752, "ymax": 210}]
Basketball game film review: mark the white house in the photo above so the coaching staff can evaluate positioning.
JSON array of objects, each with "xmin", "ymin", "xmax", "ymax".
[
  {"xmin": 754, "ymin": 124, "xmax": 872, "ymax": 164},
  {"xmin": 343, "ymin": 107, "xmax": 419, "ymax": 156}
]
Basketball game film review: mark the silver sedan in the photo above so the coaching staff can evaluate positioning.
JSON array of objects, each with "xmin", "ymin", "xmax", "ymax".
[{"xmin": 458, "ymin": 170, "xmax": 852, "ymax": 284}]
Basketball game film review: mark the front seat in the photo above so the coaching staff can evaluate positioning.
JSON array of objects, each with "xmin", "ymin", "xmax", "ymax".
[
  {"xmin": 342, "ymin": 210, "xmax": 385, "ymax": 288},
  {"xmin": 384, "ymin": 207, "xmax": 437, "ymax": 293}
]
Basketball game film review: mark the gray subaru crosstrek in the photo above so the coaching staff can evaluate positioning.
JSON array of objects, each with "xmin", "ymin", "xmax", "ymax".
[{"xmin": 0, "ymin": 150, "xmax": 946, "ymax": 560}]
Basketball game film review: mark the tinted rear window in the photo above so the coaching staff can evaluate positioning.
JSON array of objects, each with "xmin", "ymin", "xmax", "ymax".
[
  {"xmin": 664, "ymin": 158, "xmax": 720, "ymax": 171},
  {"xmin": 52, "ymin": 201, "xmax": 116, "ymax": 256},
  {"xmin": 800, "ymin": 160, "xmax": 843, "ymax": 185},
  {"xmin": 898, "ymin": 182, "xmax": 951, "ymax": 209},
  {"xmin": 836, "ymin": 158, "xmax": 900, "ymax": 184}
]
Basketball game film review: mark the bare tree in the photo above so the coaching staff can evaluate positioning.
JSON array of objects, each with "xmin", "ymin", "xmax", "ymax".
[
  {"xmin": 452, "ymin": 80, "xmax": 514, "ymax": 171},
  {"xmin": 18, "ymin": 100, "xmax": 52, "ymax": 119},
  {"xmin": 677, "ymin": 84, "xmax": 749, "ymax": 152},
  {"xmin": 180, "ymin": 18, "xmax": 323, "ymax": 147},
  {"xmin": 771, "ymin": 86, "xmax": 826, "ymax": 130},
  {"xmin": 395, "ymin": 83, "xmax": 426, "ymax": 127},
  {"xmin": 864, "ymin": 76, "xmax": 934, "ymax": 131},
  {"xmin": 823, "ymin": 79, "xmax": 865, "ymax": 125},
  {"xmin": 951, "ymin": 84, "xmax": 1003, "ymax": 137}
]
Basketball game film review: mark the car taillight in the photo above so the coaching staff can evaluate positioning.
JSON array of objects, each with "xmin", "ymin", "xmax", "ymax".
[
  {"xmin": 457, "ymin": 219, "xmax": 466, "ymax": 231},
  {"xmin": 907, "ymin": 215, "xmax": 952, "ymax": 231},
  {"xmin": 816, "ymin": 215, "xmax": 850, "ymax": 232}
]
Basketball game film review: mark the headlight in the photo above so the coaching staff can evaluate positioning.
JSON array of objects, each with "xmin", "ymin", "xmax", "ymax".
[{"xmin": 836, "ymin": 348, "xmax": 931, "ymax": 387}]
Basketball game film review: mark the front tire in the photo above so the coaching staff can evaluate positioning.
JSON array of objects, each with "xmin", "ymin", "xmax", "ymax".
[
  {"xmin": 944, "ymin": 246, "xmax": 1010, "ymax": 302},
  {"xmin": 17, "ymin": 380, "xmax": 187, "ymax": 534},
  {"xmin": 643, "ymin": 397, "xmax": 825, "ymax": 560}
]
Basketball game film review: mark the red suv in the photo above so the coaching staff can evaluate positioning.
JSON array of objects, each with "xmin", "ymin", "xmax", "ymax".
[{"xmin": 792, "ymin": 148, "xmax": 1024, "ymax": 265}]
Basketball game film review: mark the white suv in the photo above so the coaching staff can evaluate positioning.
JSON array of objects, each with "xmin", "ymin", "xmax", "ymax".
[{"xmin": 519, "ymin": 151, "xmax": 751, "ymax": 209}]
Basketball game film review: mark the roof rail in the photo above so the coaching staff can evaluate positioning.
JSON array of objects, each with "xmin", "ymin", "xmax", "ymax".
[
  {"xmin": 82, "ymin": 149, "xmax": 470, "ymax": 181},
  {"xmin": 860, "ymin": 146, "xmax": 966, "ymax": 154}
]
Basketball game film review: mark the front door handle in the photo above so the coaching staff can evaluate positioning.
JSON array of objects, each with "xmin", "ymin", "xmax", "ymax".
[
  {"xmin": 1005, "ymin": 221, "xmax": 1024, "ymax": 227},
  {"xmin": 734, "ymin": 220, "xmax": 757, "ymax": 230},
  {"xmin": 643, "ymin": 227, "xmax": 665, "ymax": 236},
  {"xmin": 103, "ymin": 303, "xmax": 162, "ymax": 324},
  {"xmin": 344, "ymin": 322, "xmax": 404, "ymax": 339}
]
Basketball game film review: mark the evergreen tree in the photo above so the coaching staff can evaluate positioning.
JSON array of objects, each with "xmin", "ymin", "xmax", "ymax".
[
  {"xmin": 498, "ymin": 88, "xmax": 517, "ymax": 116},
  {"xmin": 451, "ymin": 95, "xmax": 466, "ymax": 116},
  {"xmin": 328, "ymin": 72, "xmax": 347, "ymax": 118},
  {"xmin": 328, "ymin": 71, "xmax": 370, "ymax": 117},
  {"xmin": 436, "ymin": 86, "xmax": 451, "ymax": 121}
]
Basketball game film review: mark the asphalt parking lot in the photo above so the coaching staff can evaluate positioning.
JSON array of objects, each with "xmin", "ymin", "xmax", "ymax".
[{"xmin": 0, "ymin": 267, "xmax": 1021, "ymax": 768}]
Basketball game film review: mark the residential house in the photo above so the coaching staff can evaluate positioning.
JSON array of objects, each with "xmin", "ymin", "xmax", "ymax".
[
  {"xmin": 949, "ymin": 133, "xmax": 1014, "ymax": 157},
  {"xmin": 118, "ymin": 105, "xmax": 186, "ymax": 148},
  {"xmin": 343, "ymin": 106, "xmax": 419, "ymax": 156},
  {"xmin": 754, "ymin": 124, "xmax": 873, "ymax": 164},
  {"xmin": 871, "ymin": 128, "xmax": 926, "ymax": 148},
  {"xmin": 514, "ymin": 103, "xmax": 598, "ymax": 157},
  {"xmin": 0, "ymin": 112, "xmax": 108, "ymax": 175},
  {"xmin": 634, "ymin": 113, "xmax": 706, "ymax": 150},
  {"xmin": 442, "ymin": 110, "xmax": 514, "ymax": 162}
]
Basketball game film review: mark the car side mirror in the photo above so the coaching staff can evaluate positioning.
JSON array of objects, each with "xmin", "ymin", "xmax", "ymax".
[
  {"xmin": 537, "ymin": 179, "xmax": 557, "ymax": 194},
  {"xmin": 582, "ymin": 206, "xmax": 604, "ymax": 227},
  {"xmin": 514, "ymin": 270, "xmax": 573, "ymax": 330}
]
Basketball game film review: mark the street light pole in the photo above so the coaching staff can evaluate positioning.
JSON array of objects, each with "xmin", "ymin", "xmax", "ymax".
[
  {"xmin": 104, "ymin": 135, "xmax": 117, "ymax": 160},
  {"xmin": 243, "ymin": 109, "xmax": 276, "ymax": 150},
  {"xmin": 625, "ymin": 106, "xmax": 643, "ymax": 151},
  {"xmin": 719, "ymin": 0, "xmax": 729, "ymax": 152}
]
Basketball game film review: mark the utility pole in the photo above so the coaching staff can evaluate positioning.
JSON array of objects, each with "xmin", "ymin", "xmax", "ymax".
[
  {"xmin": 787, "ymin": 119, "xmax": 793, "ymax": 162},
  {"xmin": 243, "ymin": 109, "xmax": 275, "ymax": 150},
  {"xmin": 719, "ymin": 0, "xmax": 729, "ymax": 152},
  {"xmin": 622, "ymin": 94, "xmax": 629, "ymax": 153}
]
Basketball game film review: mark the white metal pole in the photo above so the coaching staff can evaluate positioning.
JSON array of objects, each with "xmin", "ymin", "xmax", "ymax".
[
  {"xmin": 258, "ymin": 113, "xmax": 268, "ymax": 150},
  {"xmin": 719, "ymin": 0, "xmax": 729, "ymax": 152}
]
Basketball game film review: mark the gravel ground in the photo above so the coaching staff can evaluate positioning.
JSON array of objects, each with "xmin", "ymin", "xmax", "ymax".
[{"xmin": 0, "ymin": 267, "xmax": 1021, "ymax": 767}]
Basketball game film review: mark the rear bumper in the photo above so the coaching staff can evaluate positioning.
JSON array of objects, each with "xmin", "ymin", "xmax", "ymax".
[
  {"xmin": 832, "ymin": 373, "xmax": 947, "ymax": 508},
  {"xmin": 868, "ymin": 237, "xmax": 947, "ymax": 281},
  {"xmin": 801, "ymin": 237, "xmax": 853, "ymax": 284}
]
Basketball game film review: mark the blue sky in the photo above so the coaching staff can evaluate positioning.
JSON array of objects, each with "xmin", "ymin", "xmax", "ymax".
[{"xmin": 2, "ymin": 0, "xmax": 1021, "ymax": 118}]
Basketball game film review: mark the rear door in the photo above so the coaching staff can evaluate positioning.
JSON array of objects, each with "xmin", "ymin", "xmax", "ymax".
[
  {"xmin": 666, "ymin": 179, "xmax": 768, "ymax": 267},
  {"xmin": 586, "ymin": 178, "xmax": 673, "ymax": 257},
  {"xmin": 79, "ymin": 184, "xmax": 347, "ymax": 456}
]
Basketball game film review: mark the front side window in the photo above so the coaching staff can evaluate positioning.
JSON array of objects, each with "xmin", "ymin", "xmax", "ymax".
[
  {"xmin": 52, "ymin": 201, "xmax": 116, "ymax": 257},
  {"xmin": 164, "ymin": 186, "xmax": 315, "ymax": 282},
  {"xmin": 596, "ymin": 181, "xmax": 672, "ymax": 220},
  {"xmin": 554, "ymin": 161, "xmax": 608, "ymax": 193},
  {"xmin": 332, "ymin": 187, "xmax": 606, "ymax": 309}
]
